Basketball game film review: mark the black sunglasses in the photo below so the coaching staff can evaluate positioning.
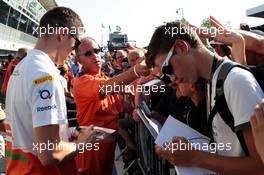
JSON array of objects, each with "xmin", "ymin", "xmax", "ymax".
[
  {"xmin": 83, "ymin": 48, "xmax": 101, "ymax": 57},
  {"xmin": 161, "ymin": 43, "xmax": 175, "ymax": 75},
  {"xmin": 162, "ymin": 63, "xmax": 173, "ymax": 75},
  {"xmin": 153, "ymin": 74, "xmax": 172, "ymax": 85},
  {"xmin": 70, "ymin": 34, "xmax": 81, "ymax": 50}
]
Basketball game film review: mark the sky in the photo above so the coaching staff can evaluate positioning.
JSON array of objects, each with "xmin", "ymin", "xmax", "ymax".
[{"xmin": 56, "ymin": 0, "xmax": 264, "ymax": 47}]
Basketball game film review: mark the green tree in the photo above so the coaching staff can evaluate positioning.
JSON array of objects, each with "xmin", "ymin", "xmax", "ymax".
[
  {"xmin": 201, "ymin": 17, "xmax": 213, "ymax": 28},
  {"xmin": 175, "ymin": 18, "xmax": 189, "ymax": 25}
]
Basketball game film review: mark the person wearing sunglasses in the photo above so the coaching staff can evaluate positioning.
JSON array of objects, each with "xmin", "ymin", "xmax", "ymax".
[
  {"xmin": 73, "ymin": 37, "xmax": 149, "ymax": 175},
  {"xmin": 146, "ymin": 22, "xmax": 264, "ymax": 174}
]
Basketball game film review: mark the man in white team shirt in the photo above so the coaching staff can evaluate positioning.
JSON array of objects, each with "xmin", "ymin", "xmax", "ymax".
[
  {"xmin": 5, "ymin": 7, "xmax": 97, "ymax": 175},
  {"xmin": 146, "ymin": 22, "xmax": 264, "ymax": 174}
]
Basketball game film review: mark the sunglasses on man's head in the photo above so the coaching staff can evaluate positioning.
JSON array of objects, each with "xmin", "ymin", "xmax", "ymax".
[
  {"xmin": 70, "ymin": 34, "xmax": 81, "ymax": 50},
  {"xmin": 83, "ymin": 48, "xmax": 101, "ymax": 57},
  {"xmin": 161, "ymin": 43, "xmax": 176, "ymax": 75}
]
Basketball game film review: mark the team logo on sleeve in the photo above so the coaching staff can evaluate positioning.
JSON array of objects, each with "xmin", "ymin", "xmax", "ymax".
[
  {"xmin": 33, "ymin": 75, "xmax": 54, "ymax": 86},
  {"xmin": 39, "ymin": 89, "xmax": 53, "ymax": 100}
]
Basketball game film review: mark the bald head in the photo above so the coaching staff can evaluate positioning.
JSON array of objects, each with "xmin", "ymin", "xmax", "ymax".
[
  {"xmin": 75, "ymin": 36, "xmax": 98, "ymax": 58},
  {"xmin": 16, "ymin": 48, "xmax": 28, "ymax": 60},
  {"xmin": 115, "ymin": 50, "xmax": 127, "ymax": 59},
  {"xmin": 75, "ymin": 37, "xmax": 102, "ymax": 75}
]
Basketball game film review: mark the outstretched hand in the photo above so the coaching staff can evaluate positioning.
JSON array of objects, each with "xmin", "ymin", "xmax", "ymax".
[{"xmin": 251, "ymin": 99, "xmax": 264, "ymax": 163}]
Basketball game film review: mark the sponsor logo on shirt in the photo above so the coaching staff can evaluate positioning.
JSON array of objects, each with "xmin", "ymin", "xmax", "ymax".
[
  {"xmin": 39, "ymin": 89, "xmax": 53, "ymax": 100},
  {"xmin": 33, "ymin": 75, "xmax": 54, "ymax": 86},
  {"xmin": 37, "ymin": 104, "xmax": 57, "ymax": 112}
]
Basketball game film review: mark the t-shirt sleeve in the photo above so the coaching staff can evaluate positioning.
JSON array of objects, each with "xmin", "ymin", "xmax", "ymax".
[
  {"xmin": 31, "ymin": 74, "xmax": 67, "ymax": 128},
  {"xmin": 224, "ymin": 67, "xmax": 264, "ymax": 131}
]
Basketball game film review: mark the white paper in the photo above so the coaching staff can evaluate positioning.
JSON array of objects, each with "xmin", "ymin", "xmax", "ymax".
[
  {"xmin": 155, "ymin": 115, "xmax": 219, "ymax": 175},
  {"xmin": 136, "ymin": 107, "xmax": 161, "ymax": 139},
  {"xmin": 141, "ymin": 101, "xmax": 151, "ymax": 116},
  {"xmin": 143, "ymin": 79, "xmax": 161, "ymax": 87},
  {"xmin": 94, "ymin": 126, "xmax": 116, "ymax": 141},
  {"xmin": 94, "ymin": 126, "xmax": 116, "ymax": 134}
]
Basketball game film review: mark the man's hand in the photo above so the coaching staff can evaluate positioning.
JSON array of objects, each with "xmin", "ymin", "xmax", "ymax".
[
  {"xmin": 209, "ymin": 16, "xmax": 245, "ymax": 45},
  {"xmin": 132, "ymin": 109, "xmax": 140, "ymax": 122},
  {"xmin": 192, "ymin": 16, "xmax": 246, "ymax": 64},
  {"xmin": 209, "ymin": 16, "xmax": 246, "ymax": 64},
  {"xmin": 134, "ymin": 60, "xmax": 150, "ymax": 77},
  {"xmin": 193, "ymin": 16, "xmax": 244, "ymax": 45},
  {"xmin": 251, "ymin": 99, "xmax": 264, "ymax": 164},
  {"xmin": 155, "ymin": 136, "xmax": 199, "ymax": 167},
  {"xmin": 75, "ymin": 125, "xmax": 97, "ymax": 151}
]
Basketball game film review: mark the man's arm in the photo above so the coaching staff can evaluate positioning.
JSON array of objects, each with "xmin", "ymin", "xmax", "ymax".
[
  {"xmin": 251, "ymin": 100, "xmax": 264, "ymax": 164},
  {"xmin": 155, "ymin": 128, "xmax": 264, "ymax": 175},
  {"xmin": 209, "ymin": 16, "xmax": 247, "ymax": 64},
  {"xmin": 34, "ymin": 124, "xmax": 96, "ymax": 166},
  {"xmin": 100, "ymin": 61, "xmax": 149, "ymax": 96},
  {"xmin": 239, "ymin": 30, "xmax": 264, "ymax": 55},
  {"xmin": 195, "ymin": 128, "xmax": 264, "ymax": 175}
]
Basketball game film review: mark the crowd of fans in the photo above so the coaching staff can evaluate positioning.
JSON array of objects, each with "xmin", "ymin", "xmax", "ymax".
[{"xmin": 0, "ymin": 6, "xmax": 264, "ymax": 175}]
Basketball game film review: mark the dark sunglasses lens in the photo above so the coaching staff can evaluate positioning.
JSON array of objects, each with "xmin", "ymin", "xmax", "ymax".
[
  {"xmin": 94, "ymin": 49, "xmax": 100, "ymax": 54},
  {"xmin": 162, "ymin": 64, "xmax": 173, "ymax": 75},
  {"xmin": 160, "ymin": 74, "xmax": 172, "ymax": 85},
  {"xmin": 70, "ymin": 35, "xmax": 79, "ymax": 49},
  {"xmin": 85, "ymin": 51, "xmax": 92, "ymax": 57},
  {"xmin": 75, "ymin": 40, "xmax": 81, "ymax": 48}
]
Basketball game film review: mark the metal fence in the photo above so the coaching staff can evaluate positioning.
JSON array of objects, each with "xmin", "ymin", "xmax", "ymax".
[{"xmin": 134, "ymin": 121, "xmax": 170, "ymax": 175}]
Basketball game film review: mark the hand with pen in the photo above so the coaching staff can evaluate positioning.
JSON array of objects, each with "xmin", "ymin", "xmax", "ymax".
[
  {"xmin": 74, "ymin": 125, "xmax": 98, "ymax": 152},
  {"xmin": 155, "ymin": 136, "xmax": 201, "ymax": 167}
]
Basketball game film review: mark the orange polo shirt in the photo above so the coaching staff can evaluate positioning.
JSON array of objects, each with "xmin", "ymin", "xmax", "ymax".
[
  {"xmin": 73, "ymin": 72, "xmax": 123, "ymax": 129},
  {"xmin": 1, "ymin": 59, "xmax": 19, "ymax": 96},
  {"xmin": 73, "ymin": 73, "xmax": 123, "ymax": 175}
]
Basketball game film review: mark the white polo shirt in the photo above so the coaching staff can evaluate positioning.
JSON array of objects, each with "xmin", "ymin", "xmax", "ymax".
[{"xmin": 5, "ymin": 49, "xmax": 69, "ymax": 154}]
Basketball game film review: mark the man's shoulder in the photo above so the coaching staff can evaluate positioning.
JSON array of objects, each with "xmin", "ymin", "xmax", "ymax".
[
  {"xmin": 223, "ymin": 64, "xmax": 264, "ymax": 103},
  {"xmin": 225, "ymin": 66, "xmax": 256, "ymax": 87},
  {"xmin": 20, "ymin": 52, "xmax": 59, "ymax": 84},
  {"xmin": 20, "ymin": 61, "xmax": 57, "ymax": 85},
  {"xmin": 213, "ymin": 60, "xmax": 257, "ymax": 88}
]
